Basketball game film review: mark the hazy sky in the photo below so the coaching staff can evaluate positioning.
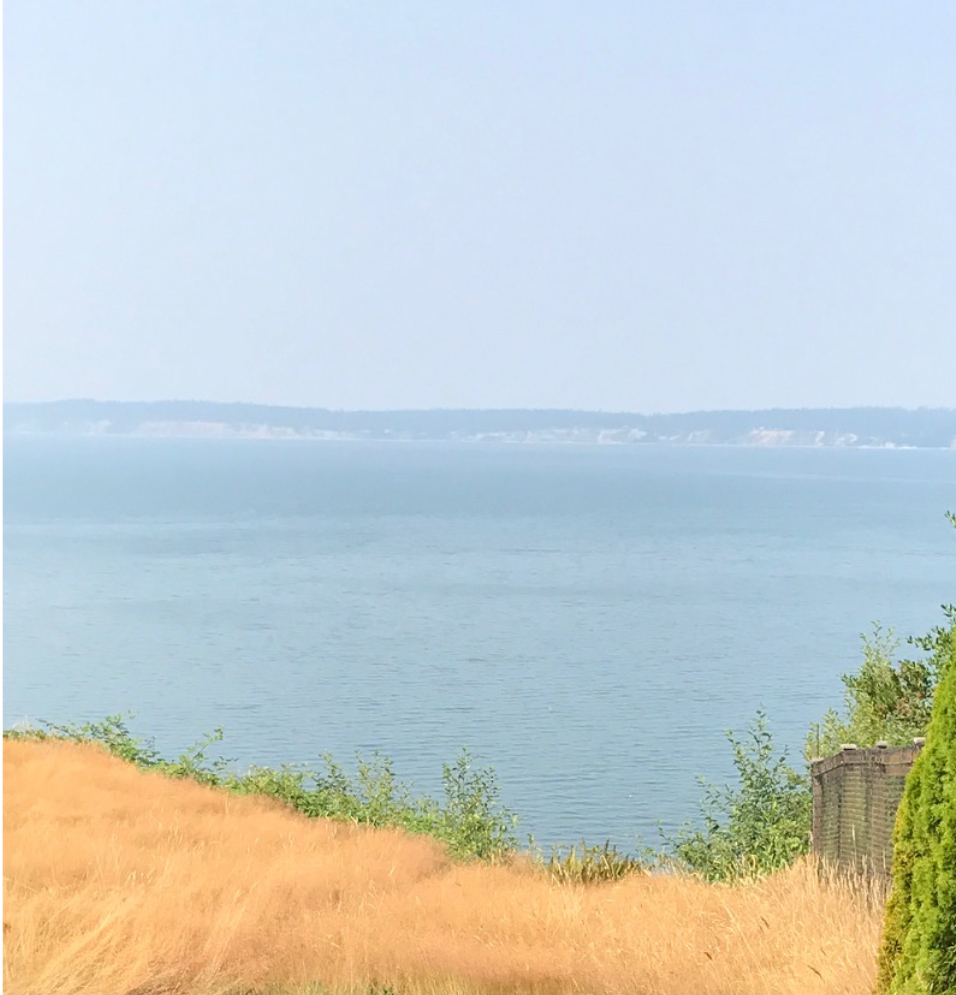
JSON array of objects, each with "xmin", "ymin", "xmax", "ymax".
[{"xmin": 6, "ymin": 3, "xmax": 956, "ymax": 411}]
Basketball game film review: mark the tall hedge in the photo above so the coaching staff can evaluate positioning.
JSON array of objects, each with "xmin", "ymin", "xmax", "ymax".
[{"xmin": 876, "ymin": 628, "xmax": 956, "ymax": 994}]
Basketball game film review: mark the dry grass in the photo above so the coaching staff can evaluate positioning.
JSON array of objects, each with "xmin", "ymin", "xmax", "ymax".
[{"xmin": 4, "ymin": 738, "xmax": 883, "ymax": 995}]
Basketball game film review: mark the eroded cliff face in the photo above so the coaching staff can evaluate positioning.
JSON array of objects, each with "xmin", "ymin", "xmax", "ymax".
[{"xmin": 5, "ymin": 401, "xmax": 956, "ymax": 448}]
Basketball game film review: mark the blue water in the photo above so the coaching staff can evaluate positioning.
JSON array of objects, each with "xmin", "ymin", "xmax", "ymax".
[{"xmin": 4, "ymin": 437, "xmax": 954, "ymax": 847}]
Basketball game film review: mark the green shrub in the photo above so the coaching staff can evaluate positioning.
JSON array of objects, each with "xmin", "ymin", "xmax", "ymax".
[
  {"xmin": 876, "ymin": 625, "xmax": 956, "ymax": 995},
  {"xmin": 32, "ymin": 714, "xmax": 167, "ymax": 768},
  {"xmin": 808, "ymin": 515, "xmax": 956, "ymax": 762},
  {"xmin": 658, "ymin": 711, "xmax": 811, "ymax": 883},
  {"xmin": 9, "ymin": 714, "xmax": 234, "ymax": 786},
  {"xmin": 806, "ymin": 622, "xmax": 946, "ymax": 761},
  {"xmin": 229, "ymin": 748, "xmax": 518, "ymax": 860},
  {"xmin": 433, "ymin": 748, "xmax": 519, "ymax": 860}
]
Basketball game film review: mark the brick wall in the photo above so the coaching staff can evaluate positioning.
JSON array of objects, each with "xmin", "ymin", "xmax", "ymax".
[{"xmin": 810, "ymin": 741, "xmax": 923, "ymax": 878}]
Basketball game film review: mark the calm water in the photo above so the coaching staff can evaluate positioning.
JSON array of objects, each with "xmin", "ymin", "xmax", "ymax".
[{"xmin": 4, "ymin": 438, "xmax": 954, "ymax": 847}]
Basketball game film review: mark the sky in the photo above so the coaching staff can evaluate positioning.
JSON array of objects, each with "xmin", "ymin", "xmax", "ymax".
[{"xmin": 5, "ymin": 2, "xmax": 956, "ymax": 412}]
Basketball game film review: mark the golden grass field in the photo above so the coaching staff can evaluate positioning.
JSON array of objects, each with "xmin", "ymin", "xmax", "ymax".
[{"xmin": 4, "ymin": 737, "xmax": 884, "ymax": 995}]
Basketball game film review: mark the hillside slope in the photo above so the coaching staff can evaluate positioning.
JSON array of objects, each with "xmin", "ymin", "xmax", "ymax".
[{"xmin": 3, "ymin": 737, "xmax": 882, "ymax": 995}]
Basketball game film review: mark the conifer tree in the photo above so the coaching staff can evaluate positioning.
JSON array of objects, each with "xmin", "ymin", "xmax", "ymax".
[{"xmin": 876, "ymin": 628, "xmax": 956, "ymax": 994}]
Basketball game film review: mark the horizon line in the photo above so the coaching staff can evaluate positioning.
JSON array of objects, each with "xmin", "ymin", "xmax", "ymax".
[{"xmin": 5, "ymin": 399, "xmax": 956, "ymax": 417}]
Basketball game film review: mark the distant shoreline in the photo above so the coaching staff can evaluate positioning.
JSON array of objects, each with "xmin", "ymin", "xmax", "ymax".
[
  {"xmin": 5, "ymin": 400, "xmax": 956, "ymax": 450},
  {"xmin": 5, "ymin": 429, "xmax": 955, "ymax": 452}
]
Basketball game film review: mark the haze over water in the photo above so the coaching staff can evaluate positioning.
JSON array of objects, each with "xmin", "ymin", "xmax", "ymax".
[{"xmin": 4, "ymin": 438, "xmax": 954, "ymax": 847}]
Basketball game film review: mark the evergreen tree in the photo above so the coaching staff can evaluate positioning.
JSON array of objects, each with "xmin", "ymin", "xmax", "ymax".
[{"xmin": 876, "ymin": 627, "xmax": 956, "ymax": 994}]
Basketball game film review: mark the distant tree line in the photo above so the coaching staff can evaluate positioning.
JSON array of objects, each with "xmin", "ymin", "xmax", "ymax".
[{"xmin": 6, "ymin": 400, "xmax": 956, "ymax": 447}]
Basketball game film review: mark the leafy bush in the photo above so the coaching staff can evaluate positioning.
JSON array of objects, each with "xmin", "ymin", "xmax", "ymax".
[
  {"xmin": 875, "ymin": 623, "xmax": 956, "ymax": 995},
  {"xmin": 230, "ymin": 749, "xmax": 518, "ymax": 860},
  {"xmin": 29, "ymin": 714, "xmax": 167, "ymax": 767},
  {"xmin": 808, "ymin": 515, "xmax": 956, "ymax": 761},
  {"xmin": 806, "ymin": 621, "xmax": 951, "ymax": 760},
  {"xmin": 435, "ymin": 748, "xmax": 520, "ymax": 860},
  {"xmin": 657, "ymin": 712, "xmax": 811, "ymax": 883}
]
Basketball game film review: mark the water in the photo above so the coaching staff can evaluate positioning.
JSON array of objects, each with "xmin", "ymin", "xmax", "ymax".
[{"xmin": 4, "ymin": 437, "xmax": 954, "ymax": 847}]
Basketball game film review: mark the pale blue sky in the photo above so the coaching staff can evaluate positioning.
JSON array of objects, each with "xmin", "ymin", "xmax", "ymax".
[{"xmin": 6, "ymin": 2, "xmax": 956, "ymax": 411}]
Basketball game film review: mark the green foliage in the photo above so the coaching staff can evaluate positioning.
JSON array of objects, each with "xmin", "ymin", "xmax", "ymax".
[
  {"xmin": 32, "ymin": 714, "xmax": 166, "ymax": 767},
  {"xmin": 225, "ymin": 762, "xmax": 329, "ymax": 816},
  {"xmin": 909, "ymin": 604, "xmax": 956, "ymax": 687},
  {"xmin": 228, "ymin": 748, "xmax": 518, "ymax": 860},
  {"xmin": 161, "ymin": 728, "xmax": 233, "ymax": 785},
  {"xmin": 876, "ymin": 625, "xmax": 956, "ymax": 995},
  {"xmin": 806, "ymin": 624, "xmax": 940, "ymax": 760},
  {"xmin": 539, "ymin": 839, "xmax": 645, "ymax": 885},
  {"xmin": 658, "ymin": 712, "xmax": 811, "ymax": 883},
  {"xmin": 15, "ymin": 714, "xmax": 235, "ymax": 785},
  {"xmin": 5, "ymin": 715, "xmax": 517, "ymax": 863},
  {"xmin": 435, "ymin": 748, "xmax": 519, "ymax": 860},
  {"xmin": 809, "ymin": 515, "xmax": 956, "ymax": 761}
]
